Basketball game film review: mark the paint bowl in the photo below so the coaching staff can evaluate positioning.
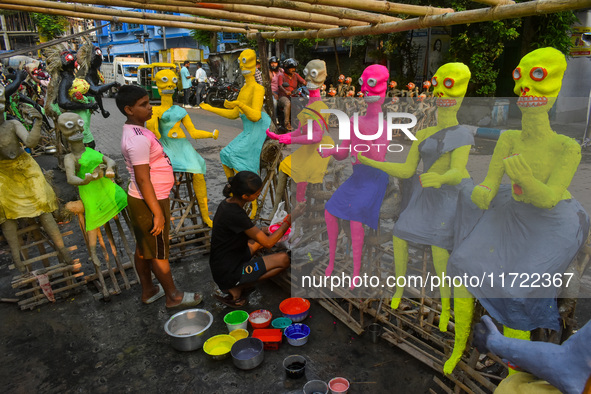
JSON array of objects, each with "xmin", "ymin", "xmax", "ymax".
[
  {"xmin": 231, "ymin": 337, "xmax": 264, "ymax": 370},
  {"xmin": 224, "ymin": 310, "xmax": 249, "ymax": 332},
  {"xmin": 271, "ymin": 317, "xmax": 292, "ymax": 330},
  {"xmin": 164, "ymin": 309, "xmax": 214, "ymax": 352},
  {"xmin": 269, "ymin": 223, "xmax": 291, "ymax": 242},
  {"xmin": 303, "ymin": 380, "xmax": 328, "ymax": 394},
  {"xmin": 248, "ymin": 309, "xmax": 272, "ymax": 329},
  {"xmin": 368, "ymin": 323, "xmax": 382, "ymax": 344},
  {"xmin": 279, "ymin": 297, "xmax": 310, "ymax": 322},
  {"xmin": 284, "ymin": 323, "xmax": 310, "ymax": 346},
  {"xmin": 252, "ymin": 328, "xmax": 282, "ymax": 350},
  {"xmin": 283, "ymin": 354, "xmax": 307, "ymax": 379},
  {"xmin": 328, "ymin": 377, "xmax": 350, "ymax": 394},
  {"xmin": 229, "ymin": 328, "xmax": 249, "ymax": 341},
  {"xmin": 203, "ymin": 334, "xmax": 236, "ymax": 360}
]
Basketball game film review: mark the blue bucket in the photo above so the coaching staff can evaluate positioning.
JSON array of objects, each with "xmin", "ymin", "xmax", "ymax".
[{"xmin": 284, "ymin": 323, "xmax": 310, "ymax": 346}]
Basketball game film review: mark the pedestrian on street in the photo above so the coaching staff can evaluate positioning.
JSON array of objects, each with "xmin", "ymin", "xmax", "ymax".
[
  {"xmin": 180, "ymin": 61, "xmax": 193, "ymax": 109},
  {"xmin": 194, "ymin": 62, "xmax": 207, "ymax": 108}
]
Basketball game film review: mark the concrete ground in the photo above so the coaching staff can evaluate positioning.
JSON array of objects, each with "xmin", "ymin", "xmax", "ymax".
[{"xmin": 1, "ymin": 97, "xmax": 590, "ymax": 393}]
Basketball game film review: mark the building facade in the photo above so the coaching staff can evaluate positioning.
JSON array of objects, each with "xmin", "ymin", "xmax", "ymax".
[{"xmin": 95, "ymin": 10, "xmax": 206, "ymax": 63}]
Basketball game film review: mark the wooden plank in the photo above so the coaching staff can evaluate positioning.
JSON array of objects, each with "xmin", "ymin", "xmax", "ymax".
[
  {"xmin": 11, "ymin": 261, "xmax": 81, "ymax": 287},
  {"xmin": 113, "ymin": 215, "xmax": 139, "ymax": 281},
  {"xmin": 15, "ymin": 272, "xmax": 85, "ymax": 297},
  {"xmin": 433, "ymin": 376, "xmax": 454, "ymax": 394},
  {"xmin": 8, "ymin": 244, "xmax": 77, "ymax": 270},
  {"xmin": 317, "ymin": 298, "xmax": 364, "ymax": 335},
  {"xmin": 104, "ymin": 221, "xmax": 131, "ymax": 289},
  {"xmin": 97, "ymin": 229, "xmax": 121, "ymax": 294},
  {"xmin": 18, "ymin": 280, "xmax": 86, "ymax": 310}
]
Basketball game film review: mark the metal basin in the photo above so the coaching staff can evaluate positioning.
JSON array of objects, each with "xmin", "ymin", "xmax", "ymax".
[
  {"xmin": 231, "ymin": 338, "xmax": 264, "ymax": 370},
  {"xmin": 164, "ymin": 309, "xmax": 213, "ymax": 351}
]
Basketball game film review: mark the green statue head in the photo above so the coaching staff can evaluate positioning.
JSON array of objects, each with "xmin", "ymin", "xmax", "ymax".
[
  {"xmin": 513, "ymin": 47, "xmax": 566, "ymax": 113},
  {"xmin": 432, "ymin": 62, "xmax": 471, "ymax": 111}
]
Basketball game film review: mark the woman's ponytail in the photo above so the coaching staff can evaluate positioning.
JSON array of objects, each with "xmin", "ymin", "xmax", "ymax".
[
  {"xmin": 222, "ymin": 172, "xmax": 262, "ymax": 199},
  {"xmin": 222, "ymin": 176, "xmax": 234, "ymax": 198}
]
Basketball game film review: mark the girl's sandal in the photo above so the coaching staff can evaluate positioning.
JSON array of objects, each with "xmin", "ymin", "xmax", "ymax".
[{"xmin": 213, "ymin": 293, "xmax": 248, "ymax": 308}]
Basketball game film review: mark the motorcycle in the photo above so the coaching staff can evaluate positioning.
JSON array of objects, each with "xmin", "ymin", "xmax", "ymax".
[
  {"xmin": 202, "ymin": 76, "xmax": 240, "ymax": 108},
  {"xmin": 277, "ymin": 85, "xmax": 309, "ymax": 132}
]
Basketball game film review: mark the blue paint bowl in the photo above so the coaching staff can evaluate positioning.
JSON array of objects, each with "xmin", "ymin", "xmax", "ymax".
[{"xmin": 284, "ymin": 323, "xmax": 310, "ymax": 346}]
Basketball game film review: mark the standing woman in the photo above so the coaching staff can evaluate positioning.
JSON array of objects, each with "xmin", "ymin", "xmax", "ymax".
[{"xmin": 209, "ymin": 171, "xmax": 305, "ymax": 308}]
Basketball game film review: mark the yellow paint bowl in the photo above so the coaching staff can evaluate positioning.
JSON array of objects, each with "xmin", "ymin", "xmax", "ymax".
[
  {"xmin": 229, "ymin": 329, "xmax": 249, "ymax": 341},
  {"xmin": 203, "ymin": 334, "xmax": 236, "ymax": 360}
]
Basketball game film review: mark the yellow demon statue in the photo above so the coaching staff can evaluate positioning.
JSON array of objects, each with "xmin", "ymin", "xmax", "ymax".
[
  {"xmin": 146, "ymin": 69, "xmax": 219, "ymax": 227},
  {"xmin": 200, "ymin": 49, "xmax": 271, "ymax": 218}
]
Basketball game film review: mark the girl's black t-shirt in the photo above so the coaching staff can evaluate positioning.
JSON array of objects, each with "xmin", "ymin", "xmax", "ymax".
[{"xmin": 209, "ymin": 199, "xmax": 255, "ymax": 289}]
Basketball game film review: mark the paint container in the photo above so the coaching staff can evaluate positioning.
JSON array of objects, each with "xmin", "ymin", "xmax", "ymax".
[
  {"xmin": 271, "ymin": 317, "xmax": 292, "ymax": 331},
  {"xmin": 248, "ymin": 309, "xmax": 272, "ymax": 329},
  {"xmin": 283, "ymin": 354, "xmax": 306, "ymax": 379},
  {"xmin": 328, "ymin": 377, "xmax": 350, "ymax": 394},
  {"xmin": 368, "ymin": 323, "xmax": 381, "ymax": 343},
  {"xmin": 229, "ymin": 328, "xmax": 249, "ymax": 341},
  {"xmin": 284, "ymin": 323, "xmax": 310, "ymax": 346},
  {"xmin": 303, "ymin": 380, "xmax": 328, "ymax": 394},
  {"xmin": 224, "ymin": 310, "xmax": 249, "ymax": 332}
]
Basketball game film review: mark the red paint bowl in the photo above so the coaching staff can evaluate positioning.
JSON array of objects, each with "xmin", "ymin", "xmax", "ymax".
[
  {"xmin": 329, "ymin": 377, "xmax": 350, "ymax": 394},
  {"xmin": 279, "ymin": 297, "xmax": 310, "ymax": 322},
  {"xmin": 248, "ymin": 309, "xmax": 272, "ymax": 329}
]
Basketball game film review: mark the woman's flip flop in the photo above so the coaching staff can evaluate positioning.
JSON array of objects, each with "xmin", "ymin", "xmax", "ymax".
[
  {"xmin": 213, "ymin": 293, "xmax": 248, "ymax": 309},
  {"xmin": 166, "ymin": 292, "xmax": 203, "ymax": 310},
  {"xmin": 143, "ymin": 284, "xmax": 165, "ymax": 304}
]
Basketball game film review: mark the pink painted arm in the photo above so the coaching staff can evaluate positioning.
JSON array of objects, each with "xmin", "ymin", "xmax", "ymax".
[{"xmin": 290, "ymin": 120, "xmax": 324, "ymax": 145}]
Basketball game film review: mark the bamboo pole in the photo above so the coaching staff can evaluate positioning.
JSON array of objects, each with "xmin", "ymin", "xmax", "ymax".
[
  {"xmin": 127, "ymin": 0, "xmax": 369, "ymax": 27},
  {"xmin": 183, "ymin": 0, "xmax": 400, "ymax": 24},
  {"xmin": 3, "ymin": 0, "xmax": 287, "ymax": 31},
  {"xmin": 472, "ymin": 0, "xmax": 515, "ymax": 5},
  {"xmin": 0, "ymin": 23, "xmax": 107, "ymax": 59},
  {"xmin": 247, "ymin": 0, "xmax": 591, "ymax": 39},
  {"xmin": 64, "ymin": 0, "xmax": 335, "ymax": 30},
  {"xmin": 0, "ymin": 4, "xmax": 251, "ymax": 33},
  {"xmin": 293, "ymin": 0, "xmax": 454, "ymax": 16}
]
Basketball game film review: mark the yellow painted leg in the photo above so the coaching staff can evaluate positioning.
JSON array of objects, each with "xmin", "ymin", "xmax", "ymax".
[
  {"xmin": 503, "ymin": 326, "xmax": 531, "ymax": 376},
  {"xmin": 222, "ymin": 164, "xmax": 235, "ymax": 181},
  {"xmin": 391, "ymin": 236, "xmax": 408, "ymax": 309},
  {"xmin": 432, "ymin": 245, "xmax": 451, "ymax": 332},
  {"xmin": 443, "ymin": 285, "xmax": 474, "ymax": 375},
  {"xmin": 192, "ymin": 174, "xmax": 213, "ymax": 227},
  {"xmin": 249, "ymin": 199, "xmax": 258, "ymax": 220}
]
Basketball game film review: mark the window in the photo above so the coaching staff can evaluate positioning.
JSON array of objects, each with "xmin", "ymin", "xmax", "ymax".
[
  {"xmin": 111, "ymin": 22, "xmax": 124, "ymax": 32},
  {"xmin": 127, "ymin": 23, "xmax": 141, "ymax": 30},
  {"xmin": 221, "ymin": 32, "xmax": 240, "ymax": 42}
]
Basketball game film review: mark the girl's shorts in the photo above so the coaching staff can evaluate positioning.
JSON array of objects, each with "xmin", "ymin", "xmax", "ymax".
[
  {"xmin": 236, "ymin": 256, "xmax": 267, "ymax": 286},
  {"xmin": 127, "ymin": 195, "xmax": 170, "ymax": 260}
]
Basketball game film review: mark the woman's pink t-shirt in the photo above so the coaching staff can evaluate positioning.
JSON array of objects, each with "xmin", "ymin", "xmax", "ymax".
[{"xmin": 121, "ymin": 124, "xmax": 174, "ymax": 200}]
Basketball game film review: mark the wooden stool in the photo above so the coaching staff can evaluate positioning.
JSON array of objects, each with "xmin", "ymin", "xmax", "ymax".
[
  {"xmin": 69, "ymin": 202, "xmax": 139, "ymax": 301},
  {"xmin": 4, "ymin": 218, "xmax": 84, "ymax": 310},
  {"xmin": 169, "ymin": 172, "xmax": 210, "ymax": 260}
]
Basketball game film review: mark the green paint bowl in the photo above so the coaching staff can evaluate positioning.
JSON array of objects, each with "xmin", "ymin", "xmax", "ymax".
[{"xmin": 224, "ymin": 310, "xmax": 249, "ymax": 332}]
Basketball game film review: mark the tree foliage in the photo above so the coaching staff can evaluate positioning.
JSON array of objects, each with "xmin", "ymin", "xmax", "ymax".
[
  {"xmin": 31, "ymin": 13, "xmax": 68, "ymax": 40},
  {"xmin": 190, "ymin": 29, "xmax": 217, "ymax": 51},
  {"xmin": 523, "ymin": 11, "xmax": 579, "ymax": 55}
]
